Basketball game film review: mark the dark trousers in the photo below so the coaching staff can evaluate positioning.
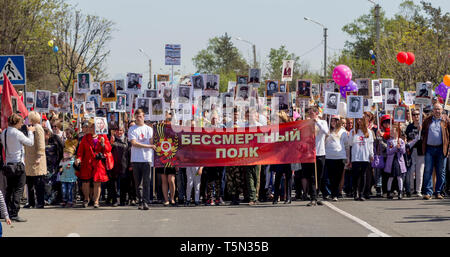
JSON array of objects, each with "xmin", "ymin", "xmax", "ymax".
[
  {"xmin": 274, "ymin": 170, "xmax": 292, "ymax": 201},
  {"xmin": 294, "ymin": 169, "xmax": 303, "ymax": 198},
  {"xmin": 301, "ymin": 156, "xmax": 326, "ymax": 200},
  {"xmin": 326, "ymin": 159, "xmax": 345, "ymax": 198},
  {"xmin": 258, "ymin": 165, "xmax": 268, "ymax": 201},
  {"xmin": 352, "ymin": 161, "xmax": 369, "ymax": 198},
  {"xmin": 132, "ymin": 162, "xmax": 152, "ymax": 204},
  {"xmin": 106, "ymin": 172, "xmax": 118, "ymax": 204},
  {"xmin": 119, "ymin": 170, "xmax": 136, "ymax": 204},
  {"xmin": 363, "ymin": 166, "xmax": 374, "ymax": 197},
  {"xmin": 26, "ymin": 175, "xmax": 46, "ymax": 207},
  {"xmin": 6, "ymin": 170, "xmax": 26, "ymax": 218}
]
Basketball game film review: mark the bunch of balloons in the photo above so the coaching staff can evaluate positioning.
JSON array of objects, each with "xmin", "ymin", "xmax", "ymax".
[
  {"xmin": 435, "ymin": 75, "xmax": 450, "ymax": 98},
  {"xmin": 48, "ymin": 39, "xmax": 59, "ymax": 53},
  {"xmin": 369, "ymin": 50, "xmax": 376, "ymax": 74},
  {"xmin": 332, "ymin": 64, "xmax": 352, "ymax": 86},
  {"xmin": 396, "ymin": 52, "xmax": 415, "ymax": 65},
  {"xmin": 339, "ymin": 80, "xmax": 358, "ymax": 99}
]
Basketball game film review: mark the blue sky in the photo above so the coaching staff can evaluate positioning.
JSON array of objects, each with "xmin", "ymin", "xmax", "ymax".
[{"xmin": 67, "ymin": 0, "xmax": 449, "ymax": 83}]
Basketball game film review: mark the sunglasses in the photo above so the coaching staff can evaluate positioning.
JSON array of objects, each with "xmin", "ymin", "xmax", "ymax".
[{"xmin": 413, "ymin": 113, "xmax": 420, "ymax": 116}]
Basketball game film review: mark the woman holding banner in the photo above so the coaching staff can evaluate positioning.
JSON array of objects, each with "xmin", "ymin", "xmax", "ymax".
[
  {"xmin": 324, "ymin": 115, "xmax": 348, "ymax": 202},
  {"xmin": 75, "ymin": 119, "xmax": 111, "ymax": 208},
  {"xmin": 272, "ymin": 111, "xmax": 293, "ymax": 204},
  {"xmin": 348, "ymin": 118, "xmax": 374, "ymax": 201}
]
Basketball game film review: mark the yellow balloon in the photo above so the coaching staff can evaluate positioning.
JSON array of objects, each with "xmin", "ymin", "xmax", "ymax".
[
  {"xmin": 444, "ymin": 75, "xmax": 450, "ymax": 87},
  {"xmin": 48, "ymin": 40, "xmax": 54, "ymax": 47}
]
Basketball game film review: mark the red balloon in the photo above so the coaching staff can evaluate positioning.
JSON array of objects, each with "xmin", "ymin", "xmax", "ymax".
[
  {"xmin": 371, "ymin": 71, "xmax": 375, "ymax": 74},
  {"xmin": 371, "ymin": 60, "xmax": 375, "ymax": 65},
  {"xmin": 406, "ymin": 52, "xmax": 415, "ymax": 65},
  {"xmin": 397, "ymin": 52, "xmax": 408, "ymax": 63}
]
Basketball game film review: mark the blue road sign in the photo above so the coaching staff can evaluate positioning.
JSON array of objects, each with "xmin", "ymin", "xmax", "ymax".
[{"xmin": 0, "ymin": 55, "xmax": 26, "ymax": 85}]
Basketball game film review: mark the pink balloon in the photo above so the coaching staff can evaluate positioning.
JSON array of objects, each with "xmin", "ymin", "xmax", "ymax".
[{"xmin": 333, "ymin": 65, "xmax": 352, "ymax": 86}]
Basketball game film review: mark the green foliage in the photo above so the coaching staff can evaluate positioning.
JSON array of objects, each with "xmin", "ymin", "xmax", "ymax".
[
  {"xmin": 335, "ymin": 1, "xmax": 449, "ymax": 94},
  {"xmin": 192, "ymin": 33, "xmax": 249, "ymax": 92}
]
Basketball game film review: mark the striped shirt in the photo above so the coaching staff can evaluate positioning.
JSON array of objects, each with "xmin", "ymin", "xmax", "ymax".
[{"xmin": 0, "ymin": 191, "xmax": 9, "ymax": 220}]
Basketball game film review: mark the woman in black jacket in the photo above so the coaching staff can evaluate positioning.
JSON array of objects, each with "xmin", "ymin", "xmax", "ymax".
[
  {"xmin": 108, "ymin": 126, "xmax": 134, "ymax": 206},
  {"xmin": 44, "ymin": 128, "xmax": 64, "ymax": 205}
]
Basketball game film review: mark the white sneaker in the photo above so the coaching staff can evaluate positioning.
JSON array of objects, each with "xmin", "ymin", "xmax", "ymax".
[
  {"xmin": 416, "ymin": 193, "xmax": 423, "ymax": 198},
  {"xmin": 332, "ymin": 197, "xmax": 338, "ymax": 202}
]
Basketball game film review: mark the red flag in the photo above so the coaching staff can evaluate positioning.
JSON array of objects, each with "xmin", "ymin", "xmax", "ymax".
[{"xmin": 1, "ymin": 73, "xmax": 29, "ymax": 130}]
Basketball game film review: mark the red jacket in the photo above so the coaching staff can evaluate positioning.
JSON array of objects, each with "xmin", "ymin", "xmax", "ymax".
[{"xmin": 76, "ymin": 134, "xmax": 111, "ymax": 182}]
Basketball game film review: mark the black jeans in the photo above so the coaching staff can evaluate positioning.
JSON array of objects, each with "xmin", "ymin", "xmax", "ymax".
[
  {"xmin": 352, "ymin": 162, "xmax": 369, "ymax": 198},
  {"xmin": 301, "ymin": 156, "xmax": 326, "ymax": 200},
  {"xmin": 119, "ymin": 170, "xmax": 136, "ymax": 204},
  {"xmin": 106, "ymin": 171, "xmax": 118, "ymax": 204},
  {"xmin": 26, "ymin": 175, "xmax": 46, "ymax": 207},
  {"xmin": 132, "ymin": 162, "xmax": 152, "ymax": 204},
  {"xmin": 274, "ymin": 169, "xmax": 292, "ymax": 201},
  {"xmin": 5, "ymin": 164, "xmax": 26, "ymax": 218},
  {"xmin": 326, "ymin": 159, "xmax": 345, "ymax": 198}
]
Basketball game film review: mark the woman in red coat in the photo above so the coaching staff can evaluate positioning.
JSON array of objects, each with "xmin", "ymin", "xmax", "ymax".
[{"xmin": 75, "ymin": 120, "xmax": 111, "ymax": 208}]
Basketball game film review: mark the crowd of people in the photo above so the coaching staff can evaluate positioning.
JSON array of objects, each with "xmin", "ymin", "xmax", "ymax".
[{"xmin": 0, "ymin": 98, "xmax": 449, "ymax": 233}]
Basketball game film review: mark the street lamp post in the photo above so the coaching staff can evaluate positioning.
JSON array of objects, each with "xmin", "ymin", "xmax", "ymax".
[
  {"xmin": 368, "ymin": 0, "xmax": 381, "ymax": 78},
  {"xmin": 235, "ymin": 37, "xmax": 257, "ymax": 68},
  {"xmin": 139, "ymin": 48, "xmax": 153, "ymax": 89},
  {"xmin": 304, "ymin": 17, "xmax": 328, "ymax": 83}
]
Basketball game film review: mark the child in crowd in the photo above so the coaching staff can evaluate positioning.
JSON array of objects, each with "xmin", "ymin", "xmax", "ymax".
[
  {"xmin": 385, "ymin": 127, "xmax": 407, "ymax": 200},
  {"xmin": 59, "ymin": 128, "xmax": 78, "ymax": 207},
  {"xmin": 185, "ymin": 166, "xmax": 203, "ymax": 206},
  {"xmin": 0, "ymin": 190, "xmax": 12, "ymax": 237}
]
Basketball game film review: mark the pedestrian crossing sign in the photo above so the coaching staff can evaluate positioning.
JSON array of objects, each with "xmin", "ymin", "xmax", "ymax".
[{"xmin": 0, "ymin": 55, "xmax": 26, "ymax": 85}]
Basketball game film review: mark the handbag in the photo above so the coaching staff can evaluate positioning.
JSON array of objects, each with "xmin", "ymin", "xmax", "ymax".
[
  {"xmin": 1, "ymin": 129, "xmax": 19, "ymax": 177},
  {"xmin": 104, "ymin": 151, "xmax": 114, "ymax": 171},
  {"xmin": 371, "ymin": 140, "xmax": 385, "ymax": 169}
]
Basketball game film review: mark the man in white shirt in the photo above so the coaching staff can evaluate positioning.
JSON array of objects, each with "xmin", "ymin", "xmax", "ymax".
[
  {"xmin": 128, "ymin": 109, "xmax": 156, "ymax": 210},
  {"xmin": 303, "ymin": 107, "xmax": 330, "ymax": 206}
]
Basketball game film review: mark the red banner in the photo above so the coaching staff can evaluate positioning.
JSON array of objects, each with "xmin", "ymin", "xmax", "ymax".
[{"xmin": 153, "ymin": 120, "xmax": 316, "ymax": 168}]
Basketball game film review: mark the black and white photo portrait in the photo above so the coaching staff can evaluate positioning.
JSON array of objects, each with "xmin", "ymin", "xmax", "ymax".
[
  {"xmin": 356, "ymin": 78, "xmax": 370, "ymax": 96},
  {"xmin": 35, "ymin": 90, "xmax": 50, "ymax": 111},
  {"xmin": 372, "ymin": 80, "xmax": 382, "ymax": 103},
  {"xmin": 237, "ymin": 75, "xmax": 248, "ymax": 85},
  {"xmin": 95, "ymin": 108, "xmax": 107, "ymax": 118},
  {"xmin": 136, "ymin": 98, "xmax": 150, "ymax": 115},
  {"xmin": 101, "ymin": 81, "xmax": 117, "ymax": 102},
  {"xmin": 279, "ymin": 84, "xmax": 286, "ymax": 93},
  {"xmin": 266, "ymin": 80, "xmax": 279, "ymax": 97},
  {"xmin": 415, "ymin": 82, "xmax": 432, "ymax": 105},
  {"xmin": 116, "ymin": 79, "xmax": 124, "ymax": 91},
  {"xmin": 178, "ymin": 86, "xmax": 191, "ymax": 104},
  {"xmin": 192, "ymin": 75, "xmax": 205, "ymax": 90},
  {"xmin": 77, "ymin": 73, "xmax": 90, "ymax": 93},
  {"xmin": 88, "ymin": 95, "xmax": 100, "ymax": 108},
  {"xmin": 162, "ymin": 87, "xmax": 172, "ymax": 104},
  {"xmin": 327, "ymin": 93, "xmax": 338, "ymax": 109},
  {"xmin": 126, "ymin": 73, "xmax": 142, "ymax": 92},
  {"xmin": 297, "ymin": 80, "xmax": 311, "ymax": 98},
  {"xmin": 347, "ymin": 95, "xmax": 364, "ymax": 118},
  {"xmin": 386, "ymin": 88, "xmax": 399, "ymax": 105},
  {"xmin": 381, "ymin": 79, "xmax": 393, "ymax": 95},
  {"xmin": 145, "ymin": 89, "xmax": 158, "ymax": 98},
  {"xmin": 249, "ymin": 69, "xmax": 260, "ymax": 83},
  {"xmin": 151, "ymin": 98, "xmax": 163, "ymax": 116},
  {"xmin": 26, "ymin": 92, "xmax": 34, "ymax": 108},
  {"xmin": 90, "ymin": 82, "xmax": 101, "ymax": 95},
  {"xmin": 116, "ymin": 94, "xmax": 126, "ymax": 112},
  {"xmin": 274, "ymin": 92, "xmax": 289, "ymax": 110},
  {"xmin": 205, "ymin": 74, "xmax": 219, "ymax": 90},
  {"xmin": 237, "ymin": 85, "xmax": 250, "ymax": 101}
]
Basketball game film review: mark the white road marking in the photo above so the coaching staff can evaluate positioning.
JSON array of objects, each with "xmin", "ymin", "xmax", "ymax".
[
  {"xmin": 66, "ymin": 233, "xmax": 81, "ymax": 237},
  {"xmin": 323, "ymin": 202, "xmax": 391, "ymax": 237}
]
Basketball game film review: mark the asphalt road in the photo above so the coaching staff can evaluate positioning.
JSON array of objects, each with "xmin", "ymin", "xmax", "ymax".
[{"xmin": 2, "ymin": 197, "xmax": 449, "ymax": 237}]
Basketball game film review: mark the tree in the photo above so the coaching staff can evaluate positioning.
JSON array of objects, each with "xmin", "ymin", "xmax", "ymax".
[
  {"xmin": 52, "ymin": 8, "xmax": 114, "ymax": 92},
  {"xmin": 192, "ymin": 33, "xmax": 249, "ymax": 92},
  {"xmin": 264, "ymin": 45, "xmax": 312, "ymax": 92},
  {"xmin": 335, "ymin": 1, "xmax": 449, "ymax": 93},
  {"xmin": 0, "ymin": 0, "xmax": 66, "ymax": 92}
]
